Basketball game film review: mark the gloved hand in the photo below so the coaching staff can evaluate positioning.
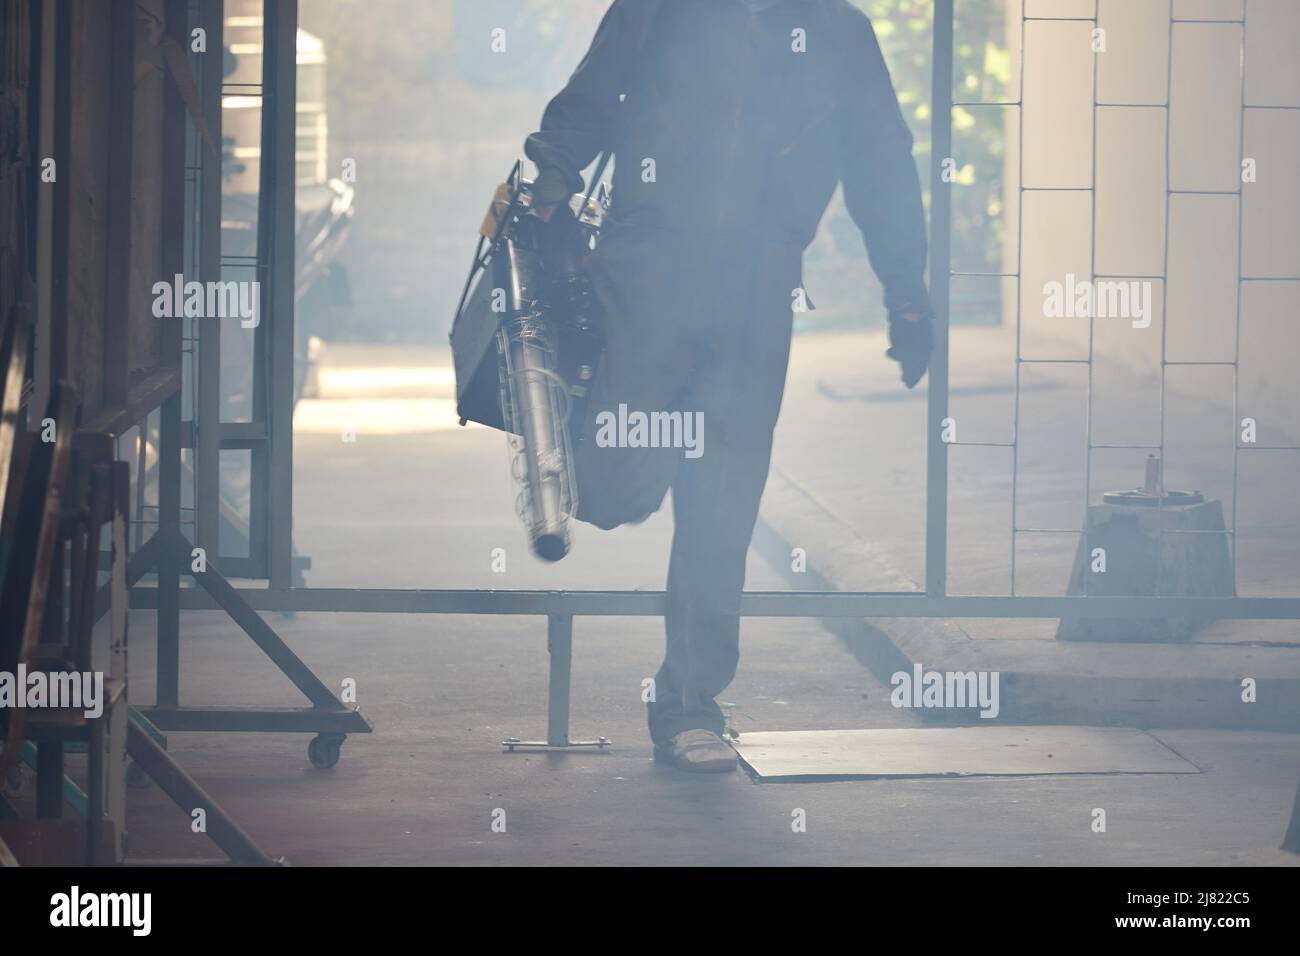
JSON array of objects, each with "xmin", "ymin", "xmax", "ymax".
[
  {"xmin": 886, "ymin": 309, "xmax": 933, "ymax": 389},
  {"xmin": 529, "ymin": 166, "xmax": 575, "ymax": 222}
]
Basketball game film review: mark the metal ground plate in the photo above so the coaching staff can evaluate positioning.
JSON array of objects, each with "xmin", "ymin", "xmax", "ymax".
[{"xmin": 732, "ymin": 727, "xmax": 1200, "ymax": 780}]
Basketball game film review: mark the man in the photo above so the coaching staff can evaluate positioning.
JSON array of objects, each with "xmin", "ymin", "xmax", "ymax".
[{"xmin": 525, "ymin": 0, "xmax": 932, "ymax": 771}]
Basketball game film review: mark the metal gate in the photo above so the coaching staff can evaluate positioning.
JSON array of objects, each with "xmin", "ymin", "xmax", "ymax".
[{"xmin": 135, "ymin": 0, "xmax": 1300, "ymax": 751}]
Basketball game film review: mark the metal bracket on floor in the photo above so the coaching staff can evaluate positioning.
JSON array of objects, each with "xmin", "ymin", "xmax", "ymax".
[{"xmin": 502, "ymin": 613, "xmax": 611, "ymax": 753}]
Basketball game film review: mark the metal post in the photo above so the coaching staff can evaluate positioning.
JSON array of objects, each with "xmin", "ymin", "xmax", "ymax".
[
  {"xmin": 35, "ymin": 742, "xmax": 62, "ymax": 818},
  {"xmin": 925, "ymin": 0, "xmax": 955, "ymax": 598},
  {"xmin": 260, "ymin": 0, "xmax": 298, "ymax": 589},
  {"xmin": 42, "ymin": 0, "xmax": 71, "ymax": 412},
  {"xmin": 157, "ymin": 396, "xmax": 181, "ymax": 708},
  {"xmin": 154, "ymin": 0, "xmax": 188, "ymax": 709},
  {"xmin": 102, "ymin": 0, "xmax": 133, "ymax": 412},
  {"xmin": 195, "ymin": 0, "xmax": 224, "ymax": 559},
  {"xmin": 546, "ymin": 613, "xmax": 573, "ymax": 747},
  {"xmin": 501, "ymin": 613, "xmax": 608, "ymax": 753}
]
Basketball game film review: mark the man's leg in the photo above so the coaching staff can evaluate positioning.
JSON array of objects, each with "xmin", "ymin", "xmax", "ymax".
[
  {"xmin": 647, "ymin": 244, "xmax": 797, "ymax": 748},
  {"xmin": 647, "ymin": 419, "xmax": 778, "ymax": 745}
]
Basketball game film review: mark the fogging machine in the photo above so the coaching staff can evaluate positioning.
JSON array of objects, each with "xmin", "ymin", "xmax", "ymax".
[{"xmin": 449, "ymin": 160, "xmax": 609, "ymax": 562}]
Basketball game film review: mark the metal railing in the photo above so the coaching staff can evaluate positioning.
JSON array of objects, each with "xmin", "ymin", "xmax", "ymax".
[{"xmin": 133, "ymin": 0, "xmax": 1300, "ymax": 750}]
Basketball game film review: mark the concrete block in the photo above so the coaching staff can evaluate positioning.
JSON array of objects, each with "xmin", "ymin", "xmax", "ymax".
[{"xmin": 1057, "ymin": 497, "xmax": 1234, "ymax": 642}]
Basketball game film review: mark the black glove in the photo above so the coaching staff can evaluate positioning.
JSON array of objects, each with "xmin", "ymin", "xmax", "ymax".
[
  {"xmin": 886, "ymin": 309, "xmax": 933, "ymax": 389},
  {"xmin": 530, "ymin": 165, "xmax": 577, "ymax": 211}
]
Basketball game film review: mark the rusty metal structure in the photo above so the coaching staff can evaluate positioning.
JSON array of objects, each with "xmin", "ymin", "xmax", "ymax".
[{"xmin": 0, "ymin": 0, "xmax": 351, "ymax": 866}]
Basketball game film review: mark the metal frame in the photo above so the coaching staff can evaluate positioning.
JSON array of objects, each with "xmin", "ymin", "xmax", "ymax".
[
  {"xmin": 176, "ymin": 0, "xmax": 300, "ymax": 583},
  {"xmin": 136, "ymin": 0, "xmax": 1298, "ymax": 752},
  {"xmin": 119, "ymin": 0, "xmax": 368, "ymax": 750},
  {"xmin": 0, "ymin": 0, "xmax": 291, "ymax": 866},
  {"xmin": 249, "ymin": 0, "xmax": 298, "ymax": 589}
]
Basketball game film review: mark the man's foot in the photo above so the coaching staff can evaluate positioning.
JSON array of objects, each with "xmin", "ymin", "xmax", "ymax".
[{"xmin": 654, "ymin": 729, "xmax": 738, "ymax": 773}]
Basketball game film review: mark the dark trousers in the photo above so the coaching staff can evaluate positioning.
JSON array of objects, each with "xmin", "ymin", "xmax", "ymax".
[{"xmin": 573, "ymin": 225, "xmax": 797, "ymax": 745}]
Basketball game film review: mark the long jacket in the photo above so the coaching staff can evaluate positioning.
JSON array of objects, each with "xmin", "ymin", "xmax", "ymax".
[{"xmin": 524, "ymin": 0, "xmax": 930, "ymax": 312}]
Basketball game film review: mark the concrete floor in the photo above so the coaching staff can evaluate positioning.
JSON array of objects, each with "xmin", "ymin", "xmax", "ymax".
[
  {"xmin": 109, "ymin": 334, "xmax": 1300, "ymax": 865},
  {"xmin": 118, "ymin": 606, "xmax": 1299, "ymax": 865}
]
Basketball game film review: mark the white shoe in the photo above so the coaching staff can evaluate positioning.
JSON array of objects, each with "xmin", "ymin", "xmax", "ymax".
[{"xmin": 654, "ymin": 729, "xmax": 738, "ymax": 773}]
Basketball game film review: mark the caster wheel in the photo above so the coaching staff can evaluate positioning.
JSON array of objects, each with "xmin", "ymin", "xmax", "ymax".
[
  {"xmin": 308, "ymin": 733, "xmax": 344, "ymax": 769},
  {"xmin": 126, "ymin": 760, "xmax": 151, "ymax": 790}
]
